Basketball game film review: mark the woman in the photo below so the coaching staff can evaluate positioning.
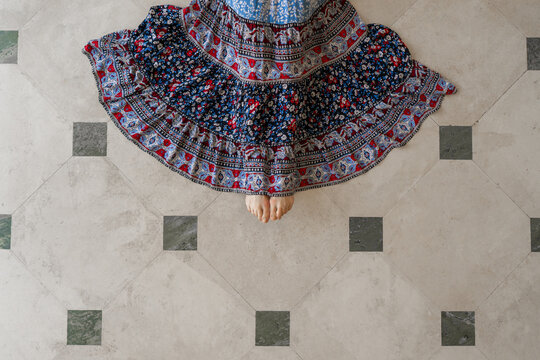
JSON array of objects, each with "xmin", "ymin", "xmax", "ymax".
[{"xmin": 82, "ymin": 0, "xmax": 457, "ymax": 223}]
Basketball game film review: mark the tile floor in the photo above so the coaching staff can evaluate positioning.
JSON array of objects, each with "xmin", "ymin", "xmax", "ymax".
[{"xmin": 1, "ymin": 0, "xmax": 539, "ymax": 359}]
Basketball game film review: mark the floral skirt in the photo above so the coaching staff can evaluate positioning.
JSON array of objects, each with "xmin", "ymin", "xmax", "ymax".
[{"xmin": 81, "ymin": 0, "xmax": 457, "ymax": 197}]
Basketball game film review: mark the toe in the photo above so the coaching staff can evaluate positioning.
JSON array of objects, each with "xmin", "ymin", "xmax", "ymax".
[
  {"xmin": 262, "ymin": 205, "xmax": 270, "ymax": 223},
  {"xmin": 269, "ymin": 201, "xmax": 277, "ymax": 220},
  {"xmin": 277, "ymin": 206, "xmax": 284, "ymax": 219}
]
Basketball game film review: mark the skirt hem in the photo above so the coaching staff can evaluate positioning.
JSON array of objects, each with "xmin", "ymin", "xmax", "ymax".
[{"xmin": 81, "ymin": 37, "xmax": 456, "ymax": 197}]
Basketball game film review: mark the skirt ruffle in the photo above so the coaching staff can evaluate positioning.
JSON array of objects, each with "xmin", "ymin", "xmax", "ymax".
[{"xmin": 81, "ymin": 0, "xmax": 457, "ymax": 197}]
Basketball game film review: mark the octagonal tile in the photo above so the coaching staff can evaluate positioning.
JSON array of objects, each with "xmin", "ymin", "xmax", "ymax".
[
  {"xmin": 52, "ymin": 346, "xmax": 114, "ymax": 360},
  {"xmin": 474, "ymin": 71, "xmax": 540, "ymax": 217},
  {"xmin": 132, "ymin": 0, "xmax": 192, "ymax": 9},
  {"xmin": 477, "ymin": 254, "xmax": 540, "ymax": 359},
  {"xmin": 0, "ymin": 0, "xmax": 45, "ymax": 30},
  {"xmin": 347, "ymin": 0, "xmax": 418, "ymax": 26},
  {"xmin": 0, "ymin": 67, "xmax": 71, "ymax": 213},
  {"xmin": 17, "ymin": 0, "xmax": 149, "ymax": 122},
  {"xmin": 107, "ymin": 122, "xmax": 220, "ymax": 216},
  {"xmin": 384, "ymin": 161, "xmax": 530, "ymax": 309},
  {"xmin": 291, "ymin": 253, "xmax": 440, "ymax": 359},
  {"xmin": 429, "ymin": 347, "xmax": 489, "ymax": 360},
  {"xmin": 198, "ymin": 190, "xmax": 349, "ymax": 310},
  {"xmin": 489, "ymin": 0, "xmax": 540, "ymax": 37},
  {"xmin": 103, "ymin": 252, "xmax": 253, "ymax": 360},
  {"xmin": 325, "ymin": 116, "xmax": 439, "ymax": 217},
  {"xmin": 392, "ymin": 0, "xmax": 525, "ymax": 126},
  {"xmin": 239, "ymin": 347, "xmax": 301, "ymax": 360},
  {"xmin": 11, "ymin": 157, "xmax": 163, "ymax": 309},
  {"xmin": 0, "ymin": 251, "xmax": 65, "ymax": 360}
]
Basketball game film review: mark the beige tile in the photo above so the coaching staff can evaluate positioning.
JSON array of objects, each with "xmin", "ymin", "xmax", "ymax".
[
  {"xmin": 198, "ymin": 189, "xmax": 349, "ymax": 310},
  {"xmin": 0, "ymin": 0, "xmax": 44, "ymax": 29},
  {"xmin": 0, "ymin": 67, "xmax": 71, "ymax": 213},
  {"xmin": 17, "ymin": 0, "xmax": 149, "ymax": 122},
  {"xmin": 104, "ymin": 252, "xmax": 253, "ymax": 360},
  {"xmin": 325, "ymin": 116, "xmax": 439, "ymax": 217},
  {"xmin": 107, "ymin": 124, "xmax": 220, "ymax": 216},
  {"xmin": 291, "ymin": 253, "xmax": 439, "ymax": 359},
  {"xmin": 474, "ymin": 71, "xmax": 540, "ymax": 217},
  {"xmin": 477, "ymin": 254, "xmax": 540, "ymax": 360},
  {"xmin": 429, "ymin": 347, "xmax": 489, "ymax": 360},
  {"xmin": 133, "ymin": 0, "xmax": 193, "ymax": 9},
  {"xmin": 0, "ymin": 252, "xmax": 65, "ymax": 360},
  {"xmin": 11, "ymin": 157, "xmax": 163, "ymax": 309},
  {"xmin": 489, "ymin": 0, "xmax": 540, "ymax": 37},
  {"xmin": 348, "ymin": 0, "xmax": 418, "ymax": 25},
  {"xmin": 384, "ymin": 161, "xmax": 530, "ymax": 309},
  {"xmin": 392, "ymin": 0, "xmax": 526, "ymax": 126},
  {"xmin": 52, "ymin": 346, "xmax": 115, "ymax": 360},
  {"xmin": 240, "ymin": 347, "xmax": 301, "ymax": 360}
]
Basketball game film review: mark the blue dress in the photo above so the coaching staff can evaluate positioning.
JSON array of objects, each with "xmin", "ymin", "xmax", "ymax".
[{"xmin": 82, "ymin": 0, "xmax": 457, "ymax": 197}]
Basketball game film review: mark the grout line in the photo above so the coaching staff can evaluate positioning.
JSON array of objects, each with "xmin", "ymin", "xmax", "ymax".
[
  {"xmin": 289, "ymin": 249, "xmax": 350, "ymax": 311},
  {"xmin": 390, "ymin": 0, "xmax": 421, "ymax": 27},
  {"xmin": 473, "ymin": 251, "xmax": 531, "ymax": 313},
  {"xmin": 195, "ymin": 191, "xmax": 223, "ymax": 217},
  {"xmin": 102, "ymin": 250, "xmax": 165, "ymax": 311},
  {"xmin": 17, "ymin": 0, "xmax": 49, "ymax": 32},
  {"xmin": 469, "ymin": 159, "xmax": 531, "ymax": 219},
  {"xmin": 102, "ymin": 154, "xmax": 164, "ymax": 219},
  {"xmin": 7, "ymin": 250, "xmax": 68, "ymax": 311},
  {"xmin": 11, "ymin": 155, "xmax": 72, "ymax": 215},
  {"xmin": 290, "ymin": 345, "xmax": 306, "ymax": 360},
  {"xmin": 485, "ymin": 0, "xmax": 527, "ymax": 39},
  {"xmin": 322, "ymin": 191, "xmax": 347, "ymax": 216},
  {"xmin": 477, "ymin": 346, "xmax": 492, "ymax": 360},
  {"xmin": 195, "ymin": 250, "xmax": 258, "ymax": 312},
  {"xmin": 471, "ymin": 69, "xmax": 527, "ymax": 128},
  {"xmin": 16, "ymin": 53, "xmax": 76, "ymax": 129},
  {"xmin": 382, "ymin": 151, "xmax": 439, "ymax": 218},
  {"xmin": 380, "ymin": 252, "xmax": 442, "ymax": 316}
]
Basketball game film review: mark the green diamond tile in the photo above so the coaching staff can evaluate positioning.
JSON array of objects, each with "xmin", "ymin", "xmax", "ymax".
[
  {"xmin": 163, "ymin": 215, "xmax": 197, "ymax": 250},
  {"xmin": 72, "ymin": 122, "xmax": 107, "ymax": 156},
  {"xmin": 67, "ymin": 310, "xmax": 102, "ymax": 345},
  {"xmin": 0, "ymin": 31, "xmax": 18, "ymax": 64},
  {"xmin": 531, "ymin": 218, "xmax": 540, "ymax": 252},
  {"xmin": 349, "ymin": 216, "xmax": 383, "ymax": 252},
  {"xmin": 441, "ymin": 311, "xmax": 475, "ymax": 346},
  {"xmin": 255, "ymin": 311, "xmax": 290, "ymax": 346},
  {"xmin": 440, "ymin": 126, "xmax": 473, "ymax": 160},
  {"xmin": 0, "ymin": 214, "xmax": 12, "ymax": 249}
]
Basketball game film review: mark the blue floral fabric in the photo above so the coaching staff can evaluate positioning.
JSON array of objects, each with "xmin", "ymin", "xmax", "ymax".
[{"xmin": 223, "ymin": 0, "xmax": 328, "ymax": 24}]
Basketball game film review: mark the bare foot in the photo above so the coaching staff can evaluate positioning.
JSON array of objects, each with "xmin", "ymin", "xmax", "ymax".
[
  {"xmin": 269, "ymin": 195, "xmax": 294, "ymax": 220},
  {"xmin": 245, "ymin": 194, "xmax": 271, "ymax": 223}
]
